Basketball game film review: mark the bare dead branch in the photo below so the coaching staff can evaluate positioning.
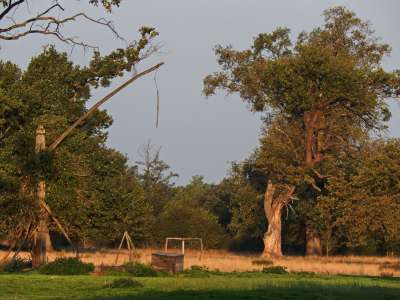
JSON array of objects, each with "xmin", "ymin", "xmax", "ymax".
[
  {"xmin": 154, "ymin": 69, "xmax": 160, "ymax": 128},
  {"xmin": 49, "ymin": 62, "xmax": 165, "ymax": 151},
  {"xmin": 0, "ymin": 0, "xmax": 25, "ymax": 21},
  {"xmin": 0, "ymin": 1, "xmax": 124, "ymax": 49}
]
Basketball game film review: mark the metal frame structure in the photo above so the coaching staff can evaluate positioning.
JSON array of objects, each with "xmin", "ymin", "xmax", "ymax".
[{"xmin": 164, "ymin": 237, "xmax": 204, "ymax": 260}]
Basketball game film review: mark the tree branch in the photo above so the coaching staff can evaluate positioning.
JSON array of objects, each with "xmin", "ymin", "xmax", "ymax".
[
  {"xmin": 49, "ymin": 62, "xmax": 165, "ymax": 151},
  {"xmin": 0, "ymin": 0, "xmax": 25, "ymax": 21},
  {"xmin": 0, "ymin": 1, "xmax": 124, "ymax": 49}
]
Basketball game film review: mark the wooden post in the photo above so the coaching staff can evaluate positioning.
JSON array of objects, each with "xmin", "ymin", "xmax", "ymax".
[
  {"xmin": 114, "ymin": 231, "xmax": 135, "ymax": 265},
  {"xmin": 31, "ymin": 125, "xmax": 50, "ymax": 268}
]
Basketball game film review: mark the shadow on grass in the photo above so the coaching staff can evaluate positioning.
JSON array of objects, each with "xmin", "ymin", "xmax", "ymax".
[{"xmin": 87, "ymin": 285, "xmax": 400, "ymax": 300}]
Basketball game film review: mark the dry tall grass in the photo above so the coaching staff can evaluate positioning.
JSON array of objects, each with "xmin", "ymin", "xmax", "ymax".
[{"xmin": 2, "ymin": 248, "xmax": 399, "ymax": 277}]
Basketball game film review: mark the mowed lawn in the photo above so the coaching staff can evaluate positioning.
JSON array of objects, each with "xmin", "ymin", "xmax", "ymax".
[{"xmin": 0, "ymin": 273, "xmax": 399, "ymax": 300}]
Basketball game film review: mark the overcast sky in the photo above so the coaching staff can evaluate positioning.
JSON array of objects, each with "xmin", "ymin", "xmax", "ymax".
[{"xmin": 1, "ymin": 0, "xmax": 399, "ymax": 185}]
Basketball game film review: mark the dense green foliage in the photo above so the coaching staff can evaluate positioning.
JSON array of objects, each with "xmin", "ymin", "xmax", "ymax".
[
  {"xmin": 0, "ymin": 273, "xmax": 399, "ymax": 300},
  {"xmin": 0, "ymin": 257, "xmax": 31, "ymax": 273},
  {"xmin": 315, "ymin": 139, "xmax": 400, "ymax": 255},
  {"xmin": 157, "ymin": 176, "xmax": 227, "ymax": 248},
  {"xmin": 38, "ymin": 257, "xmax": 94, "ymax": 275},
  {"xmin": 262, "ymin": 266, "xmax": 288, "ymax": 274},
  {"xmin": 0, "ymin": 28, "xmax": 158, "ymax": 248},
  {"xmin": 107, "ymin": 278, "xmax": 144, "ymax": 288},
  {"xmin": 123, "ymin": 262, "xmax": 158, "ymax": 277}
]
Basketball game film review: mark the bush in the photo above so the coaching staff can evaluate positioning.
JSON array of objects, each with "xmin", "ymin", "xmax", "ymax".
[
  {"xmin": 262, "ymin": 266, "xmax": 288, "ymax": 274},
  {"xmin": 38, "ymin": 257, "xmax": 94, "ymax": 275},
  {"xmin": 182, "ymin": 265, "xmax": 210, "ymax": 278},
  {"xmin": 292, "ymin": 271, "xmax": 315, "ymax": 276},
  {"xmin": 190, "ymin": 265, "xmax": 208, "ymax": 271},
  {"xmin": 1, "ymin": 257, "xmax": 31, "ymax": 273},
  {"xmin": 252, "ymin": 259, "xmax": 273, "ymax": 266},
  {"xmin": 124, "ymin": 262, "xmax": 158, "ymax": 277},
  {"xmin": 107, "ymin": 278, "xmax": 144, "ymax": 288}
]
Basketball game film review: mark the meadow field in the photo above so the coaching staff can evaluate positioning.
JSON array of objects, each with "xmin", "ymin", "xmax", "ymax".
[
  {"xmin": 3, "ymin": 249, "xmax": 399, "ymax": 277},
  {"xmin": 1, "ymin": 250, "xmax": 400, "ymax": 299},
  {"xmin": 0, "ymin": 272, "xmax": 399, "ymax": 300}
]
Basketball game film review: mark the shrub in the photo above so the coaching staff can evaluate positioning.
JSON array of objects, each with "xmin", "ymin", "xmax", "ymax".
[
  {"xmin": 107, "ymin": 278, "xmax": 144, "ymax": 288},
  {"xmin": 189, "ymin": 265, "xmax": 208, "ymax": 272},
  {"xmin": 124, "ymin": 262, "xmax": 158, "ymax": 277},
  {"xmin": 292, "ymin": 271, "xmax": 315, "ymax": 276},
  {"xmin": 252, "ymin": 259, "xmax": 273, "ymax": 266},
  {"xmin": 38, "ymin": 257, "xmax": 94, "ymax": 275},
  {"xmin": 262, "ymin": 266, "xmax": 288, "ymax": 274},
  {"xmin": 1, "ymin": 257, "xmax": 32, "ymax": 273},
  {"xmin": 182, "ymin": 265, "xmax": 210, "ymax": 278}
]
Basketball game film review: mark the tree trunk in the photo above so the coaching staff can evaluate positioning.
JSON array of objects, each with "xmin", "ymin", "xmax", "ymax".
[
  {"xmin": 262, "ymin": 182, "xmax": 294, "ymax": 258},
  {"xmin": 31, "ymin": 125, "xmax": 52, "ymax": 268},
  {"xmin": 305, "ymin": 226, "xmax": 322, "ymax": 256},
  {"xmin": 303, "ymin": 110, "xmax": 323, "ymax": 257},
  {"xmin": 304, "ymin": 110, "xmax": 322, "ymax": 167},
  {"xmin": 263, "ymin": 202, "xmax": 283, "ymax": 257}
]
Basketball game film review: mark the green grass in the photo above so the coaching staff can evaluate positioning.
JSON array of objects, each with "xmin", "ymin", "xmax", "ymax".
[{"xmin": 0, "ymin": 273, "xmax": 399, "ymax": 300}]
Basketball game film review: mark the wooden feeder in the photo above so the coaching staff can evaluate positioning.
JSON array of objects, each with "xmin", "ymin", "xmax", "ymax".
[{"xmin": 151, "ymin": 252, "xmax": 184, "ymax": 273}]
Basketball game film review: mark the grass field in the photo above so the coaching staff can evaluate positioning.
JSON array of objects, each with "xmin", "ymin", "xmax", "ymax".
[
  {"xmin": 1, "ymin": 249, "xmax": 399, "ymax": 299},
  {"xmin": 0, "ymin": 273, "xmax": 399, "ymax": 300},
  {"xmin": 2, "ymin": 249, "xmax": 400, "ymax": 277}
]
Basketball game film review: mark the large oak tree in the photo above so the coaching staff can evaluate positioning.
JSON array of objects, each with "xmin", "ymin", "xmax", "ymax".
[{"xmin": 204, "ymin": 7, "xmax": 400, "ymax": 257}]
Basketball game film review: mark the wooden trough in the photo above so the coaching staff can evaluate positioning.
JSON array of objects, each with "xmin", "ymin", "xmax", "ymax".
[{"xmin": 151, "ymin": 252, "xmax": 184, "ymax": 273}]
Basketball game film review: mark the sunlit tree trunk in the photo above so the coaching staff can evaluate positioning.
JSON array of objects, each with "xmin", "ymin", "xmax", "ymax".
[
  {"xmin": 263, "ymin": 203, "xmax": 283, "ymax": 257},
  {"xmin": 262, "ymin": 181, "xmax": 294, "ymax": 258}
]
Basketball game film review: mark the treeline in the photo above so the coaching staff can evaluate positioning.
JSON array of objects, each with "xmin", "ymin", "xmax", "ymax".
[
  {"xmin": 1, "ymin": 7, "xmax": 400, "ymax": 257},
  {"xmin": 129, "ymin": 139, "xmax": 400, "ymax": 256}
]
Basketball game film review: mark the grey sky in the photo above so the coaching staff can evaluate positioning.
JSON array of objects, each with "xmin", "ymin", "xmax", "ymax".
[{"xmin": 1, "ymin": 0, "xmax": 399, "ymax": 185}]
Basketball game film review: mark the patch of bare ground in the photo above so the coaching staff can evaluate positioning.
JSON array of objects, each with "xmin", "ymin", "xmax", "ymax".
[{"xmin": 2, "ymin": 249, "xmax": 399, "ymax": 277}]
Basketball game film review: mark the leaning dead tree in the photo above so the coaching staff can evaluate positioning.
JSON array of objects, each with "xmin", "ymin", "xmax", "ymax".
[{"xmin": 0, "ymin": 0, "xmax": 123, "ymax": 49}]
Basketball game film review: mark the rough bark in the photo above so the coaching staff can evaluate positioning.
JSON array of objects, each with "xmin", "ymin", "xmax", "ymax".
[
  {"xmin": 303, "ymin": 110, "xmax": 324, "ymax": 256},
  {"xmin": 304, "ymin": 110, "xmax": 322, "ymax": 168},
  {"xmin": 262, "ymin": 182, "xmax": 294, "ymax": 258},
  {"xmin": 31, "ymin": 125, "xmax": 52, "ymax": 267},
  {"xmin": 305, "ymin": 226, "xmax": 322, "ymax": 256},
  {"xmin": 263, "ymin": 202, "xmax": 284, "ymax": 257}
]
